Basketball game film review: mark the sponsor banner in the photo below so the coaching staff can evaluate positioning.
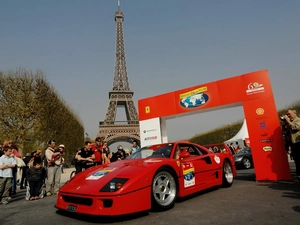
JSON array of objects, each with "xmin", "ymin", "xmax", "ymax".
[
  {"xmin": 138, "ymin": 70, "xmax": 291, "ymax": 180},
  {"xmin": 174, "ymin": 82, "xmax": 221, "ymax": 114},
  {"xmin": 140, "ymin": 118, "xmax": 162, "ymax": 147}
]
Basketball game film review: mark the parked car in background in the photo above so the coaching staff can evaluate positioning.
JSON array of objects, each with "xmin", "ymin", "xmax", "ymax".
[{"xmin": 234, "ymin": 147, "xmax": 253, "ymax": 169}]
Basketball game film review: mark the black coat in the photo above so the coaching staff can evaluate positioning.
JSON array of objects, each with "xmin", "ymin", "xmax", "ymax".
[{"xmin": 26, "ymin": 167, "xmax": 46, "ymax": 182}]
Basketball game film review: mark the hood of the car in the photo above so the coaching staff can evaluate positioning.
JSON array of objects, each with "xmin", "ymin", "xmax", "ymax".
[{"xmin": 60, "ymin": 158, "xmax": 172, "ymax": 195}]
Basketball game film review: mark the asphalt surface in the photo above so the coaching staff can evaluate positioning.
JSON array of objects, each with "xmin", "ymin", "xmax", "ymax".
[{"xmin": 0, "ymin": 163, "xmax": 299, "ymax": 225}]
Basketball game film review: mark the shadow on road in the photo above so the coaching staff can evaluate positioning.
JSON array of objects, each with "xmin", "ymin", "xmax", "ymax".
[{"xmin": 56, "ymin": 209, "xmax": 149, "ymax": 223}]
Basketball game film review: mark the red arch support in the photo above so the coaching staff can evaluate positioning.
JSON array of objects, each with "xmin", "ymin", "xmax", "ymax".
[{"xmin": 138, "ymin": 70, "xmax": 291, "ymax": 181}]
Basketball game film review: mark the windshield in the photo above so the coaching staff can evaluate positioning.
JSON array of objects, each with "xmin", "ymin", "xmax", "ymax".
[{"xmin": 126, "ymin": 143, "xmax": 174, "ymax": 159}]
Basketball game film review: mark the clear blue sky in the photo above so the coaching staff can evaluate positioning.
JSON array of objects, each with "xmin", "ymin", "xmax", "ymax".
[{"xmin": 1, "ymin": 0, "xmax": 299, "ymax": 148}]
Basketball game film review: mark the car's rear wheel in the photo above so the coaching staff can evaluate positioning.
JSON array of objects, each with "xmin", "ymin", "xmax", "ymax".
[
  {"xmin": 151, "ymin": 168, "xmax": 177, "ymax": 211},
  {"xmin": 222, "ymin": 160, "xmax": 234, "ymax": 187},
  {"xmin": 242, "ymin": 157, "xmax": 252, "ymax": 169}
]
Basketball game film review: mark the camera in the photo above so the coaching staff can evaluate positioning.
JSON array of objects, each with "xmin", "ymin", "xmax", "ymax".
[
  {"xmin": 55, "ymin": 148, "xmax": 63, "ymax": 153},
  {"xmin": 280, "ymin": 114, "xmax": 287, "ymax": 121}
]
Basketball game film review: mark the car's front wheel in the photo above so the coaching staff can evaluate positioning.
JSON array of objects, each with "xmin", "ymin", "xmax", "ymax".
[
  {"xmin": 151, "ymin": 168, "xmax": 177, "ymax": 211},
  {"xmin": 242, "ymin": 157, "xmax": 252, "ymax": 169}
]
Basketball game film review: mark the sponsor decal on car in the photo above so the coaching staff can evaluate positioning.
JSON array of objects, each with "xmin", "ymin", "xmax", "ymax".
[
  {"xmin": 86, "ymin": 169, "xmax": 115, "ymax": 180},
  {"xmin": 182, "ymin": 163, "xmax": 195, "ymax": 187},
  {"xmin": 246, "ymin": 82, "xmax": 265, "ymax": 95},
  {"xmin": 262, "ymin": 146, "xmax": 272, "ymax": 152},
  {"xmin": 260, "ymin": 139, "xmax": 273, "ymax": 143},
  {"xmin": 214, "ymin": 155, "xmax": 220, "ymax": 164},
  {"xmin": 179, "ymin": 87, "xmax": 209, "ymax": 108}
]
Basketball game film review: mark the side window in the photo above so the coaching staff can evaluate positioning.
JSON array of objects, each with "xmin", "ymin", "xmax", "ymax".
[
  {"xmin": 194, "ymin": 145, "xmax": 207, "ymax": 155},
  {"xmin": 187, "ymin": 145, "xmax": 201, "ymax": 156}
]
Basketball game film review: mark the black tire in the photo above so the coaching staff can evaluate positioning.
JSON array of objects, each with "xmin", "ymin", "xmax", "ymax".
[
  {"xmin": 151, "ymin": 168, "xmax": 177, "ymax": 211},
  {"xmin": 222, "ymin": 160, "xmax": 234, "ymax": 187},
  {"xmin": 242, "ymin": 157, "xmax": 252, "ymax": 169},
  {"xmin": 69, "ymin": 170, "xmax": 76, "ymax": 180}
]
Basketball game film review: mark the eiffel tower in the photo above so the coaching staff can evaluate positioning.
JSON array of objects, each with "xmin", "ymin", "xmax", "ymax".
[{"xmin": 97, "ymin": 1, "xmax": 140, "ymax": 145}]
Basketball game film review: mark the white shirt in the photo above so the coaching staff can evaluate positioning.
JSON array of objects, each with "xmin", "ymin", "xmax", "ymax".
[{"xmin": 0, "ymin": 155, "xmax": 16, "ymax": 178}]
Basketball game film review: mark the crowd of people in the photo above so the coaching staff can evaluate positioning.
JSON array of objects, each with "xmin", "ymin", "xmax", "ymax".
[
  {"xmin": 0, "ymin": 138, "xmax": 140, "ymax": 205},
  {"xmin": 72, "ymin": 139, "xmax": 140, "ymax": 175}
]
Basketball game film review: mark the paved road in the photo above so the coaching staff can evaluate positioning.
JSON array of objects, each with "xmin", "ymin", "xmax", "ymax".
[{"xmin": 0, "ymin": 164, "xmax": 299, "ymax": 225}]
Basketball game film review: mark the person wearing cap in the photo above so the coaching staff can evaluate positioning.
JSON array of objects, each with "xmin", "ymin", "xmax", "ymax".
[
  {"xmin": 110, "ymin": 145, "xmax": 126, "ymax": 162},
  {"xmin": 45, "ymin": 139, "xmax": 62, "ymax": 196}
]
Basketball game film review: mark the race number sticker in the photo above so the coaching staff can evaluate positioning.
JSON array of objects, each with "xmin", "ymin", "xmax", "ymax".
[
  {"xmin": 214, "ymin": 155, "xmax": 220, "ymax": 164},
  {"xmin": 182, "ymin": 163, "xmax": 195, "ymax": 188},
  {"xmin": 86, "ymin": 169, "xmax": 114, "ymax": 180}
]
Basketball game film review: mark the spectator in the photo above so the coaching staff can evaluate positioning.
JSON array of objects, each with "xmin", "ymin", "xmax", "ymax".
[
  {"xmin": 110, "ymin": 145, "xmax": 126, "ymax": 162},
  {"xmin": 0, "ymin": 146, "xmax": 16, "ymax": 205},
  {"xmin": 57, "ymin": 145, "xmax": 65, "ymax": 173},
  {"xmin": 101, "ymin": 141, "xmax": 110, "ymax": 165},
  {"xmin": 20, "ymin": 153, "xmax": 31, "ymax": 189},
  {"xmin": 228, "ymin": 143, "xmax": 235, "ymax": 155},
  {"xmin": 284, "ymin": 108, "xmax": 300, "ymax": 180},
  {"xmin": 3, "ymin": 140, "xmax": 21, "ymax": 196},
  {"xmin": 31, "ymin": 149, "xmax": 43, "ymax": 164},
  {"xmin": 91, "ymin": 137, "xmax": 103, "ymax": 166},
  {"xmin": 75, "ymin": 141, "xmax": 95, "ymax": 174},
  {"xmin": 45, "ymin": 139, "xmax": 62, "ymax": 196},
  {"xmin": 26, "ymin": 162, "xmax": 46, "ymax": 200},
  {"xmin": 130, "ymin": 141, "xmax": 140, "ymax": 154},
  {"xmin": 282, "ymin": 119, "xmax": 293, "ymax": 160}
]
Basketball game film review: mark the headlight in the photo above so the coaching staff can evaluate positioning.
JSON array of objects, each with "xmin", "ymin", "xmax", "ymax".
[{"xmin": 100, "ymin": 178, "xmax": 129, "ymax": 192}]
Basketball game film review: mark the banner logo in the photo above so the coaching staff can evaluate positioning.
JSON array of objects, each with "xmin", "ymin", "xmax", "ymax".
[
  {"xmin": 256, "ymin": 108, "xmax": 264, "ymax": 115},
  {"xmin": 180, "ymin": 87, "xmax": 209, "ymax": 108},
  {"xmin": 246, "ymin": 82, "xmax": 265, "ymax": 95},
  {"xmin": 262, "ymin": 146, "xmax": 272, "ymax": 152}
]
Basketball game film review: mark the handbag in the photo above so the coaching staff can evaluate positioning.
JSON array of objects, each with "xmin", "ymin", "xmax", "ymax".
[{"xmin": 15, "ymin": 157, "xmax": 26, "ymax": 168}]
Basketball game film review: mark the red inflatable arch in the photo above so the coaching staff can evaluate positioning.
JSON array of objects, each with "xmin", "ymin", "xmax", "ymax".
[{"xmin": 138, "ymin": 70, "xmax": 291, "ymax": 181}]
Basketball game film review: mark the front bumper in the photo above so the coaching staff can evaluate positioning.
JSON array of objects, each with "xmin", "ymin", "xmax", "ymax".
[{"xmin": 55, "ymin": 186, "xmax": 151, "ymax": 216}]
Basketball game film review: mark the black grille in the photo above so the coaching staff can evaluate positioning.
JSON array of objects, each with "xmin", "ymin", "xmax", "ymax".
[{"xmin": 62, "ymin": 195, "xmax": 93, "ymax": 206}]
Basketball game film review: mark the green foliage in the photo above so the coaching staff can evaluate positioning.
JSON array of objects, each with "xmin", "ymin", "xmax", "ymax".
[{"xmin": 0, "ymin": 68, "xmax": 84, "ymax": 160}]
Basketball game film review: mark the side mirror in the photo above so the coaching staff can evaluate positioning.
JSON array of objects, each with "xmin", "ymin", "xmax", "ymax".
[{"xmin": 179, "ymin": 150, "xmax": 190, "ymax": 159}]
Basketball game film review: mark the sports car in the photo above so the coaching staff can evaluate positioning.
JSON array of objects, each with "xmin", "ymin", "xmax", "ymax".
[
  {"xmin": 55, "ymin": 141, "xmax": 236, "ymax": 216},
  {"xmin": 234, "ymin": 147, "xmax": 253, "ymax": 169}
]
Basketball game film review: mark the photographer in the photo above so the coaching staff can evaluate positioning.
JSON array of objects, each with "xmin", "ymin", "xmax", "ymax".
[
  {"xmin": 283, "ymin": 109, "xmax": 300, "ymax": 180},
  {"xmin": 45, "ymin": 140, "xmax": 63, "ymax": 196}
]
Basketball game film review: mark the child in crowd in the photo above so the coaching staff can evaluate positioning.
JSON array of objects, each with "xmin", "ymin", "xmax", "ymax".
[
  {"xmin": 0, "ymin": 146, "xmax": 16, "ymax": 205},
  {"xmin": 26, "ymin": 162, "xmax": 46, "ymax": 200}
]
